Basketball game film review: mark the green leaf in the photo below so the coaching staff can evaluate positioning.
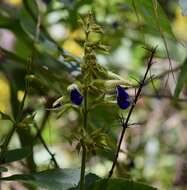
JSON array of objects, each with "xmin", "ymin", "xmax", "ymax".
[
  {"xmin": 0, "ymin": 111, "xmax": 13, "ymax": 122},
  {"xmin": 0, "ymin": 167, "xmax": 8, "ymax": 173},
  {"xmin": 20, "ymin": 0, "xmax": 39, "ymax": 40},
  {"xmin": 89, "ymin": 178, "xmax": 158, "ymax": 190},
  {"xmin": 1, "ymin": 168, "xmax": 80, "ymax": 190},
  {"xmin": 174, "ymin": 59, "xmax": 187, "ymax": 98},
  {"xmin": 85, "ymin": 173, "xmax": 101, "ymax": 190},
  {"xmin": 2, "ymin": 147, "xmax": 31, "ymax": 164},
  {"xmin": 69, "ymin": 173, "xmax": 101, "ymax": 190}
]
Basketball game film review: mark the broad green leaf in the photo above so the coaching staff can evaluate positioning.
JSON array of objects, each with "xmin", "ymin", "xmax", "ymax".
[
  {"xmin": 179, "ymin": 0, "xmax": 187, "ymax": 15},
  {"xmin": 70, "ymin": 173, "xmax": 101, "ymax": 190},
  {"xmin": 2, "ymin": 147, "xmax": 31, "ymax": 164},
  {"xmin": 1, "ymin": 168, "xmax": 80, "ymax": 190},
  {"xmin": 20, "ymin": 0, "xmax": 39, "ymax": 40},
  {"xmin": 174, "ymin": 59, "xmax": 187, "ymax": 98},
  {"xmin": 85, "ymin": 173, "xmax": 101, "ymax": 190},
  {"xmin": 89, "ymin": 178, "xmax": 158, "ymax": 190}
]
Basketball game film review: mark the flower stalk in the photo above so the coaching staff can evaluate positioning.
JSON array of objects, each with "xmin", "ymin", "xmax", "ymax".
[
  {"xmin": 108, "ymin": 47, "xmax": 157, "ymax": 178},
  {"xmin": 79, "ymin": 87, "xmax": 88, "ymax": 190}
]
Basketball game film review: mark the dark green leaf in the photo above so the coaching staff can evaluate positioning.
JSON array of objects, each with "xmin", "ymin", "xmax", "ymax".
[
  {"xmin": 70, "ymin": 173, "xmax": 101, "ymax": 190},
  {"xmin": 1, "ymin": 168, "xmax": 80, "ymax": 190},
  {"xmin": 20, "ymin": 0, "xmax": 39, "ymax": 40},
  {"xmin": 85, "ymin": 173, "xmax": 101, "ymax": 190},
  {"xmin": 89, "ymin": 178, "xmax": 158, "ymax": 190},
  {"xmin": 2, "ymin": 147, "xmax": 31, "ymax": 164},
  {"xmin": 0, "ymin": 167, "xmax": 8, "ymax": 173}
]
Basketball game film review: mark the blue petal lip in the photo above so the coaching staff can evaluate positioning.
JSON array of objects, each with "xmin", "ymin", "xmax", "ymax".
[
  {"xmin": 70, "ymin": 88, "xmax": 83, "ymax": 105},
  {"xmin": 116, "ymin": 85, "xmax": 131, "ymax": 109}
]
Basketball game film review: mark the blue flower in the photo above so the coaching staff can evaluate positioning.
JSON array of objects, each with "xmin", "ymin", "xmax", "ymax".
[
  {"xmin": 70, "ymin": 88, "xmax": 83, "ymax": 105},
  {"xmin": 116, "ymin": 85, "xmax": 131, "ymax": 109}
]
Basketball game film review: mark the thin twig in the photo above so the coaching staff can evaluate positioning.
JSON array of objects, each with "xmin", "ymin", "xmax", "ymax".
[
  {"xmin": 33, "ymin": 123, "xmax": 59, "ymax": 168},
  {"xmin": 108, "ymin": 47, "xmax": 157, "ymax": 178}
]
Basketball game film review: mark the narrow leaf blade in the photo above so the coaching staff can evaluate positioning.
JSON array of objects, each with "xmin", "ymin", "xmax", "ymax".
[{"xmin": 174, "ymin": 59, "xmax": 187, "ymax": 98}]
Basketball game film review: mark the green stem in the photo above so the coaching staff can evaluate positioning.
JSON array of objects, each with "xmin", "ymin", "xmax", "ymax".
[
  {"xmin": 80, "ymin": 88, "xmax": 88, "ymax": 190},
  {"xmin": 79, "ymin": 21, "xmax": 90, "ymax": 190},
  {"xmin": 0, "ymin": 88, "xmax": 28, "ymax": 162},
  {"xmin": 80, "ymin": 144, "xmax": 86, "ymax": 190}
]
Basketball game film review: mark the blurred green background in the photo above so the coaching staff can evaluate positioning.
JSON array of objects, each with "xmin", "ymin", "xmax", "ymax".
[{"xmin": 1, "ymin": 0, "xmax": 187, "ymax": 189}]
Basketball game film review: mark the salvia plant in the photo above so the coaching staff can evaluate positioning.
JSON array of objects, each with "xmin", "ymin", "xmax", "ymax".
[{"xmin": 50, "ymin": 12, "xmax": 157, "ymax": 190}]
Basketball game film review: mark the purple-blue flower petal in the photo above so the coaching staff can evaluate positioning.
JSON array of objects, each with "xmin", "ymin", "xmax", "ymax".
[
  {"xmin": 116, "ymin": 85, "xmax": 131, "ymax": 109},
  {"xmin": 70, "ymin": 88, "xmax": 83, "ymax": 105}
]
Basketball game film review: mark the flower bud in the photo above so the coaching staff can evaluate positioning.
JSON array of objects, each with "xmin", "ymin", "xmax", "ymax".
[
  {"xmin": 107, "ymin": 71, "xmax": 132, "ymax": 85},
  {"xmin": 105, "ymin": 80, "xmax": 130, "ymax": 89},
  {"xmin": 52, "ymin": 97, "xmax": 64, "ymax": 109}
]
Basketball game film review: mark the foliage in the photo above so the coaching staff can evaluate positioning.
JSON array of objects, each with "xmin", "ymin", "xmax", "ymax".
[{"xmin": 0, "ymin": 0, "xmax": 187, "ymax": 190}]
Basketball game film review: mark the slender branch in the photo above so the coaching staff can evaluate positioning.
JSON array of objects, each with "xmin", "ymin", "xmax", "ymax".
[
  {"xmin": 33, "ymin": 123, "xmax": 59, "ymax": 168},
  {"xmin": 152, "ymin": 65, "xmax": 181, "ymax": 81},
  {"xmin": 0, "ymin": 124, "xmax": 17, "ymax": 163},
  {"xmin": 108, "ymin": 47, "xmax": 157, "ymax": 178}
]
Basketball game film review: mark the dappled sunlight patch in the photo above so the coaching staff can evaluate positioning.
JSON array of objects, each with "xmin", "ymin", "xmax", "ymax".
[
  {"xmin": 0, "ymin": 75, "xmax": 10, "ymax": 112},
  {"xmin": 63, "ymin": 39, "xmax": 83, "ymax": 57},
  {"xmin": 4, "ymin": 0, "xmax": 22, "ymax": 6}
]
